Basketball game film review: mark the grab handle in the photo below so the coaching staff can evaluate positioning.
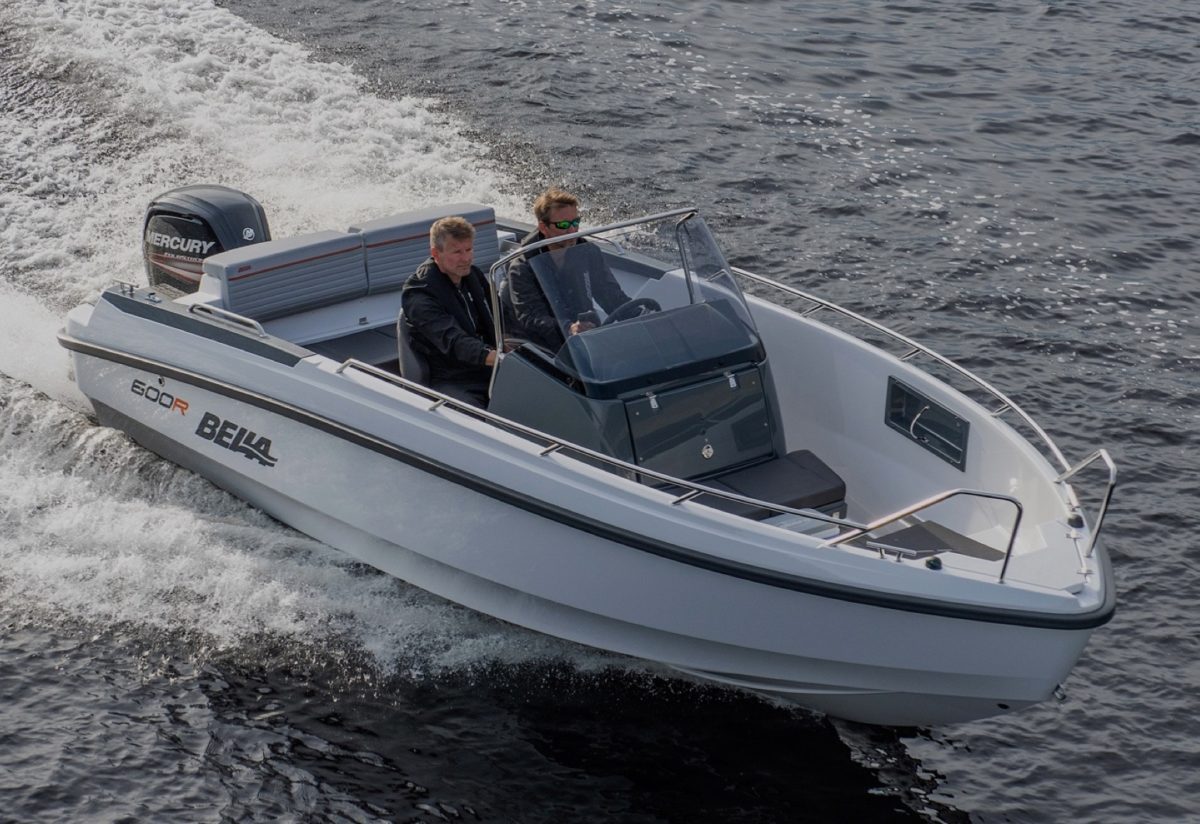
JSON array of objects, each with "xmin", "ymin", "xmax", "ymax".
[
  {"xmin": 1057, "ymin": 449, "xmax": 1117, "ymax": 558},
  {"xmin": 189, "ymin": 304, "xmax": 267, "ymax": 337}
]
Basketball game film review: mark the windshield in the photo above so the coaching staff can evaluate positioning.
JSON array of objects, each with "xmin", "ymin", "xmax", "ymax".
[{"xmin": 496, "ymin": 210, "xmax": 764, "ymax": 395}]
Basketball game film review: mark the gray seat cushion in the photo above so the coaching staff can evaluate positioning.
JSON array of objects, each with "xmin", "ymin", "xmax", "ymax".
[
  {"xmin": 701, "ymin": 450, "xmax": 847, "ymax": 519},
  {"xmin": 202, "ymin": 230, "xmax": 367, "ymax": 320},
  {"xmin": 350, "ymin": 203, "xmax": 500, "ymax": 294}
]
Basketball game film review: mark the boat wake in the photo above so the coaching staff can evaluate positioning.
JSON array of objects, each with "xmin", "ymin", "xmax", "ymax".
[
  {"xmin": 0, "ymin": 0, "xmax": 522, "ymax": 307},
  {"xmin": 0, "ymin": 285, "xmax": 87, "ymax": 410},
  {"xmin": 0, "ymin": 371, "xmax": 628, "ymax": 683},
  {"xmin": 0, "ymin": 0, "xmax": 627, "ymax": 690}
]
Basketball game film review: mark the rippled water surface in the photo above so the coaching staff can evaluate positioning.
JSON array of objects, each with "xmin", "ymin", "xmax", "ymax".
[{"xmin": 2, "ymin": 0, "xmax": 1198, "ymax": 821}]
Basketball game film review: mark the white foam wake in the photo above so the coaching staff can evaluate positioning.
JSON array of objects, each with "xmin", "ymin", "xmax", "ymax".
[
  {"xmin": 0, "ymin": 285, "xmax": 88, "ymax": 409},
  {"xmin": 1, "ymin": 0, "xmax": 522, "ymax": 310},
  {"xmin": 0, "ymin": 376, "xmax": 588, "ymax": 673},
  {"xmin": 0, "ymin": 0, "xmax": 624, "ymax": 678}
]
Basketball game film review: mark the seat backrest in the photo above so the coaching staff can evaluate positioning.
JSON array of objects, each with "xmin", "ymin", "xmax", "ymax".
[
  {"xmin": 350, "ymin": 203, "xmax": 501, "ymax": 295},
  {"xmin": 202, "ymin": 230, "xmax": 368, "ymax": 320},
  {"xmin": 496, "ymin": 275, "xmax": 528, "ymax": 341},
  {"xmin": 396, "ymin": 311, "xmax": 431, "ymax": 386}
]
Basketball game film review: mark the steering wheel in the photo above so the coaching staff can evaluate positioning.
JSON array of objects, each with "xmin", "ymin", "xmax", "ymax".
[{"xmin": 602, "ymin": 298, "xmax": 661, "ymax": 325}]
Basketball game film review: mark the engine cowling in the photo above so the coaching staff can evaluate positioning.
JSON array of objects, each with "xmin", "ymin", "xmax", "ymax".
[{"xmin": 142, "ymin": 184, "xmax": 271, "ymax": 293}]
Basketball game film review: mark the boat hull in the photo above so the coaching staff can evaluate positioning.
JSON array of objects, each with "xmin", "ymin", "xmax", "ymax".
[{"xmin": 69, "ymin": 347, "xmax": 1100, "ymax": 726}]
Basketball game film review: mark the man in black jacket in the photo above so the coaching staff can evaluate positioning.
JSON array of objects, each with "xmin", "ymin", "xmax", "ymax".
[
  {"xmin": 401, "ymin": 216, "xmax": 497, "ymax": 407},
  {"xmin": 507, "ymin": 188, "xmax": 632, "ymax": 351}
]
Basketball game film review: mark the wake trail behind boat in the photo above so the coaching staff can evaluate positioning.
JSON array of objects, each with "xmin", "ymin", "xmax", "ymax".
[
  {"xmin": 0, "ymin": 369, "xmax": 617, "ymax": 680},
  {"xmin": 1, "ymin": 0, "xmax": 522, "ymax": 304},
  {"xmin": 0, "ymin": 285, "xmax": 88, "ymax": 410},
  {"xmin": 0, "ymin": 0, "xmax": 626, "ymax": 687}
]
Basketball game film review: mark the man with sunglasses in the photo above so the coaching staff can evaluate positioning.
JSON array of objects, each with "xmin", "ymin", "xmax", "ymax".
[{"xmin": 506, "ymin": 187, "xmax": 633, "ymax": 351}]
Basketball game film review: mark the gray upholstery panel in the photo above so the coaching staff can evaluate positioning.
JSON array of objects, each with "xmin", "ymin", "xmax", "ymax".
[
  {"xmin": 395, "ymin": 310, "xmax": 431, "ymax": 386},
  {"xmin": 350, "ymin": 203, "xmax": 500, "ymax": 295},
  {"xmin": 200, "ymin": 203, "xmax": 502, "ymax": 321},
  {"xmin": 203, "ymin": 230, "xmax": 368, "ymax": 320}
]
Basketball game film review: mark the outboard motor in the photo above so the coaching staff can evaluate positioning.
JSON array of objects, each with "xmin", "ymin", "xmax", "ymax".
[{"xmin": 143, "ymin": 184, "xmax": 271, "ymax": 293}]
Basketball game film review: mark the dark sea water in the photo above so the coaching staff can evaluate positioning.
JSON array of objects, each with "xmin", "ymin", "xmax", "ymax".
[{"xmin": 2, "ymin": 0, "xmax": 1197, "ymax": 821}]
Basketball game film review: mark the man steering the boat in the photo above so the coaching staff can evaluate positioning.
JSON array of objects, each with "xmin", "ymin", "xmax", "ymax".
[
  {"xmin": 507, "ymin": 188, "xmax": 641, "ymax": 351},
  {"xmin": 401, "ymin": 216, "xmax": 498, "ymax": 407}
]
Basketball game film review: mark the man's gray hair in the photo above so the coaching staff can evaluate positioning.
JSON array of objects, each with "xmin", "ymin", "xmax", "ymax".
[{"xmin": 430, "ymin": 216, "xmax": 476, "ymax": 250}]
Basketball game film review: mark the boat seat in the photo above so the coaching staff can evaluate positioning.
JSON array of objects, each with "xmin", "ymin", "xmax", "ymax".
[
  {"xmin": 496, "ymin": 275, "xmax": 532, "ymax": 345},
  {"xmin": 396, "ymin": 311, "xmax": 431, "ymax": 386},
  {"xmin": 202, "ymin": 230, "xmax": 369, "ymax": 321},
  {"xmin": 698, "ymin": 450, "xmax": 847, "ymax": 520},
  {"xmin": 349, "ymin": 203, "xmax": 501, "ymax": 294},
  {"xmin": 201, "ymin": 202, "xmax": 502, "ymax": 326}
]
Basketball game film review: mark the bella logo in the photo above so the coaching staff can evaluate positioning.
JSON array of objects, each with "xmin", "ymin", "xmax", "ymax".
[{"xmin": 195, "ymin": 412, "xmax": 278, "ymax": 467}]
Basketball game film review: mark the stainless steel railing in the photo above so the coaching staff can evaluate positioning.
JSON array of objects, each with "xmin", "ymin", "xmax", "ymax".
[
  {"xmin": 114, "ymin": 242, "xmax": 1112, "ymax": 580},
  {"xmin": 827, "ymin": 488, "xmax": 1024, "ymax": 583},
  {"xmin": 1057, "ymin": 449, "xmax": 1117, "ymax": 559},
  {"xmin": 189, "ymin": 303, "xmax": 268, "ymax": 337},
  {"xmin": 730, "ymin": 266, "xmax": 1117, "ymax": 561},
  {"xmin": 335, "ymin": 357, "xmax": 863, "ymax": 530},
  {"xmin": 336, "ymin": 358, "xmax": 1049, "ymax": 582},
  {"xmin": 733, "ymin": 267, "xmax": 1071, "ymax": 468}
]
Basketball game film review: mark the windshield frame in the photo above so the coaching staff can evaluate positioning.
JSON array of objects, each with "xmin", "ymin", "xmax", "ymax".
[
  {"xmin": 486, "ymin": 206, "xmax": 761, "ymax": 396},
  {"xmin": 487, "ymin": 206, "xmax": 697, "ymax": 280},
  {"xmin": 486, "ymin": 207, "xmax": 695, "ymax": 353}
]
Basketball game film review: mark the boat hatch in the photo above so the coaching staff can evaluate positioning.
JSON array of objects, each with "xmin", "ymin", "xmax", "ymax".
[
  {"xmin": 625, "ymin": 364, "xmax": 772, "ymax": 479},
  {"xmin": 885, "ymin": 376, "xmax": 970, "ymax": 470}
]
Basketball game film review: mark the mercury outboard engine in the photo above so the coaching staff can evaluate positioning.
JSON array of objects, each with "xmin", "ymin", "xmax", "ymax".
[{"xmin": 143, "ymin": 184, "xmax": 271, "ymax": 293}]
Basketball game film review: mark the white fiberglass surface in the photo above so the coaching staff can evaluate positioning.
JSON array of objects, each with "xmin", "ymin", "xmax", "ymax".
[{"xmin": 748, "ymin": 298, "xmax": 1070, "ymax": 556}]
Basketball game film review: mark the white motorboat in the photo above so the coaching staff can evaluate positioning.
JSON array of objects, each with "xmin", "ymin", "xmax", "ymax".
[{"xmin": 57, "ymin": 185, "xmax": 1116, "ymax": 726}]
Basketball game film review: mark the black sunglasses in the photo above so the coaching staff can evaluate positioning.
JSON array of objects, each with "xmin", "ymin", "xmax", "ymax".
[{"xmin": 549, "ymin": 217, "xmax": 582, "ymax": 231}]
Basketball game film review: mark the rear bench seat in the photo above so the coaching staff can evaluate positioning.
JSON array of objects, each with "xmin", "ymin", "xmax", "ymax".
[
  {"xmin": 351, "ymin": 203, "xmax": 500, "ymax": 294},
  {"xmin": 201, "ymin": 230, "xmax": 369, "ymax": 321},
  {"xmin": 200, "ymin": 202, "xmax": 501, "ymax": 332}
]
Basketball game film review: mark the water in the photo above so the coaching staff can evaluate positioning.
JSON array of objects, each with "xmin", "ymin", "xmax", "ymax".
[{"xmin": 2, "ymin": 0, "xmax": 1197, "ymax": 820}]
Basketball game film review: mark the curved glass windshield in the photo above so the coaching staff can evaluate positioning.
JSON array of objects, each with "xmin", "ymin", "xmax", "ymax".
[{"xmin": 497, "ymin": 211, "xmax": 763, "ymax": 395}]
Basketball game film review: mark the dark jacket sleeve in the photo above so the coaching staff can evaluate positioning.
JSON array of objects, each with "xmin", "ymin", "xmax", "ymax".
[{"xmin": 404, "ymin": 286, "xmax": 492, "ymax": 368}]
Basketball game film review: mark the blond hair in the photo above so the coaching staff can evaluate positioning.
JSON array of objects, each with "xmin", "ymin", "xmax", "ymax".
[{"xmin": 532, "ymin": 187, "xmax": 580, "ymax": 224}]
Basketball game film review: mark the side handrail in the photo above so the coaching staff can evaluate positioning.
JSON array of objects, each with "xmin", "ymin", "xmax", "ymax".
[
  {"xmin": 338, "ymin": 359, "xmax": 1038, "ymax": 582},
  {"xmin": 334, "ymin": 358, "xmax": 872, "ymax": 531},
  {"xmin": 826, "ymin": 488, "xmax": 1025, "ymax": 583},
  {"xmin": 189, "ymin": 303, "xmax": 267, "ymax": 337},
  {"xmin": 1056, "ymin": 449, "xmax": 1117, "ymax": 558},
  {"xmin": 731, "ymin": 267, "xmax": 1071, "ymax": 472},
  {"xmin": 730, "ymin": 266, "xmax": 1119, "ymax": 557}
]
